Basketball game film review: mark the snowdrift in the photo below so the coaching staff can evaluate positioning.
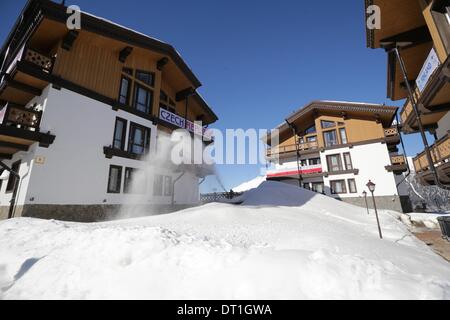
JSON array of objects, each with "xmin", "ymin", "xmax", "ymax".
[{"xmin": 1, "ymin": 181, "xmax": 449, "ymax": 300}]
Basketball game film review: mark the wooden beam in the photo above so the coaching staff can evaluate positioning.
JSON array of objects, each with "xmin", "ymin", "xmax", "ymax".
[
  {"xmin": 61, "ymin": 30, "xmax": 79, "ymax": 51},
  {"xmin": 0, "ymin": 141, "xmax": 29, "ymax": 151},
  {"xmin": 6, "ymin": 78, "xmax": 42, "ymax": 96},
  {"xmin": 176, "ymin": 87, "xmax": 195, "ymax": 102},
  {"xmin": 380, "ymin": 26, "xmax": 432, "ymax": 49},
  {"xmin": 119, "ymin": 46, "xmax": 133, "ymax": 63},
  {"xmin": 157, "ymin": 57, "xmax": 169, "ymax": 70}
]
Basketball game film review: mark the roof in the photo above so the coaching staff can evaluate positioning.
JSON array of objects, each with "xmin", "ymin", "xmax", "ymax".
[
  {"xmin": 0, "ymin": 0, "xmax": 218, "ymax": 123},
  {"xmin": 265, "ymin": 100, "xmax": 398, "ymax": 144}
]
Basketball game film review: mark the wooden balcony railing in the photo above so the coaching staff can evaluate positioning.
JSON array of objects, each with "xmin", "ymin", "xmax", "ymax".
[
  {"xmin": 23, "ymin": 48, "xmax": 53, "ymax": 72},
  {"xmin": 384, "ymin": 127, "xmax": 399, "ymax": 137},
  {"xmin": 390, "ymin": 155, "xmax": 406, "ymax": 166},
  {"xmin": 413, "ymin": 132, "xmax": 450, "ymax": 173},
  {"xmin": 0, "ymin": 104, "xmax": 42, "ymax": 131},
  {"xmin": 267, "ymin": 141, "xmax": 319, "ymax": 157}
]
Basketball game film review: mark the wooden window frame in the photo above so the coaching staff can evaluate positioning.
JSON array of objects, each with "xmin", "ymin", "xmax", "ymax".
[
  {"xmin": 164, "ymin": 176, "xmax": 173, "ymax": 196},
  {"xmin": 339, "ymin": 127, "xmax": 348, "ymax": 145},
  {"xmin": 133, "ymin": 83, "xmax": 153, "ymax": 114},
  {"xmin": 112, "ymin": 117, "xmax": 127, "ymax": 151},
  {"xmin": 153, "ymin": 174, "xmax": 163, "ymax": 196},
  {"xmin": 343, "ymin": 152, "xmax": 353, "ymax": 170},
  {"xmin": 326, "ymin": 154, "xmax": 343, "ymax": 172},
  {"xmin": 107, "ymin": 165, "xmax": 123, "ymax": 194},
  {"xmin": 311, "ymin": 182, "xmax": 324, "ymax": 194},
  {"xmin": 128, "ymin": 122, "xmax": 151, "ymax": 156},
  {"xmin": 323, "ymin": 129, "xmax": 338, "ymax": 147},
  {"xmin": 118, "ymin": 76, "xmax": 131, "ymax": 106},
  {"xmin": 135, "ymin": 70, "xmax": 155, "ymax": 87},
  {"xmin": 330, "ymin": 180, "xmax": 347, "ymax": 195},
  {"xmin": 348, "ymin": 179, "xmax": 357, "ymax": 194},
  {"xmin": 321, "ymin": 120, "xmax": 336, "ymax": 129}
]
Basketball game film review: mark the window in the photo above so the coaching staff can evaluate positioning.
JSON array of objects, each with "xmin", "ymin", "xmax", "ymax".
[
  {"xmin": 160, "ymin": 102, "xmax": 176, "ymax": 115},
  {"xmin": 134, "ymin": 84, "xmax": 153, "ymax": 114},
  {"xmin": 312, "ymin": 182, "xmax": 324, "ymax": 194},
  {"xmin": 128, "ymin": 123, "xmax": 151, "ymax": 156},
  {"xmin": 136, "ymin": 70, "xmax": 155, "ymax": 87},
  {"xmin": 301, "ymin": 159, "xmax": 308, "ymax": 167},
  {"xmin": 330, "ymin": 180, "xmax": 347, "ymax": 194},
  {"xmin": 107, "ymin": 165, "xmax": 122, "ymax": 193},
  {"xmin": 309, "ymin": 158, "xmax": 321, "ymax": 165},
  {"xmin": 124, "ymin": 168, "xmax": 147, "ymax": 194},
  {"xmin": 164, "ymin": 176, "xmax": 173, "ymax": 196},
  {"xmin": 343, "ymin": 152, "xmax": 353, "ymax": 170},
  {"xmin": 160, "ymin": 90, "xmax": 168, "ymax": 103},
  {"xmin": 339, "ymin": 128, "xmax": 348, "ymax": 144},
  {"xmin": 153, "ymin": 175, "xmax": 163, "ymax": 196},
  {"xmin": 348, "ymin": 179, "xmax": 357, "ymax": 194},
  {"xmin": 305, "ymin": 125, "xmax": 316, "ymax": 135},
  {"xmin": 306, "ymin": 136, "xmax": 317, "ymax": 143},
  {"xmin": 6, "ymin": 161, "xmax": 20, "ymax": 193},
  {"xmin": 119, "ymin": 76, "xmax": 131, "ymax": 105},
  {"xmin": 123, "ymin": 67, "xmax": 133, "ymax": 76},
  {"xmin": 303, "ymin": 183, "xmax": 311, "ymax": 190},
  {"xmin": 323, "ymin": 130, "xmax": 338, "ymax": 147},
  {"xmin": 153, "ymin": 174, "xmax": 172, "ymax": 196},
  {"xmin": 321, "ymin": 120, "xmax": 335, "ymax": 129},
  {"xmin": 326, "ymin": 154, "xmax": 343, "ymax": 172},
  {"xmin": 113, "ymin": 118, "xmax": 127, "ymax": 150}
]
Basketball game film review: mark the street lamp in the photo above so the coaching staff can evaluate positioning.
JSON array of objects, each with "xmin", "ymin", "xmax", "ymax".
[
  {"xmin": 362, "ymin": 191, "xmax": 369, "ymax": 215},
  {"xmin": 366, "ymin": 180, "xmax": 383, "ymax": 239}
]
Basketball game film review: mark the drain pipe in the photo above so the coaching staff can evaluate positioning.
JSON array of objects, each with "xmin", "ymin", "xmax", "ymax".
[
  {"xmin": 285, "ymin": 119, "xmax": 302, "ymax": 188},
  {"xmin": 392, "ymin": 46, "xmax": 450, "ymax": 191},
  {"xmin": 395, "ymin": 113, "xmax": 411, "ymax": 189},
  {"xmin": 171, "ymin": 171, "xmax": 185, "ymax": 206},
  {"xmin": 0, "ymin": 161, "xmax": 20, "ymax": 219}
]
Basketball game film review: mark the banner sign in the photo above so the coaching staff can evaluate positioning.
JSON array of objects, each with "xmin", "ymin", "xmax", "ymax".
[
  {"xmin": 416, "ymin": 48, "xmax": 440, "ymax": 93},
  {"xmin": 159, "ymin": 109, "xmax": 212, "ymax": 140}
]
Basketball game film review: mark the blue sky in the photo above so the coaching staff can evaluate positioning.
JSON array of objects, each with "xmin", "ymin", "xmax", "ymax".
[{"xmin": 0, "ymin": 0, "xmax": 429, "ymax": 192}]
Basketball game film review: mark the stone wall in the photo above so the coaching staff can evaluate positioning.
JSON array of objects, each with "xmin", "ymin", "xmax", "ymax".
[
  {"xmin": 339, "ymin": 195, "xmax": 412, "ymax": 213},
  {"xmin": 0, "ymin": 204, "xmax": 195, "ymax": 222}
]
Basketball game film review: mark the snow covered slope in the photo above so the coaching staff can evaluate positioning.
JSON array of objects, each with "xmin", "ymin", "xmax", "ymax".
[
  {"xmin": 232, "ymin": 176, "xmax": 266, "ymax": 192},
  {"xmin": 1, "ymin": 181, "xmax": 449, "ymax": 300}
]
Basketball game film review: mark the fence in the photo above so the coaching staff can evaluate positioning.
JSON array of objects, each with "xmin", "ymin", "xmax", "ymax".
[{"xmin": 200, "ymin": 192, "xmax": 244, "ymax": 203}]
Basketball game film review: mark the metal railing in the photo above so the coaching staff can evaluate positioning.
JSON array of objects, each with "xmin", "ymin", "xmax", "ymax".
[{"xmin": 413, "ymin": 132, "xmax": 450, "ymax": 173}]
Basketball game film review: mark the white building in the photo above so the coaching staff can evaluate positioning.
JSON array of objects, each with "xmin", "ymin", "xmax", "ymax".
[
  {"xmin": 0, "ymin": 1, "xmax": 218, "ymax": 221},
  {"xmin": 265, "ymin": 101, "xmax": 412, "ymax": 213}
]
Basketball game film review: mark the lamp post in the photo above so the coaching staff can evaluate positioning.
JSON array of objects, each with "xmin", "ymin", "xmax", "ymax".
[
  {"xmin": 362, "ymin": 191, "xmax": 369, "ymax": 215},
  {"xmin": 366, "ymin": 180, "xmax": 383, "ymax": 239}
]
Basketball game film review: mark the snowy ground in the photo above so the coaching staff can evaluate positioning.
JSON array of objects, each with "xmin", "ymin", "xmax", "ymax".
[{"xmin": 1, "ymin": 182, "xmax": 450, "ymax": 300}]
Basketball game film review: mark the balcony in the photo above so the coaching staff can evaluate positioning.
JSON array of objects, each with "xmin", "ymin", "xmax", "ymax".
[
  {"xmin": 0, "ymin": 46, "xmax": 53, "ymax": 105},
  {"xmin": 266, "ymin": 141, "xmax": 319, "ymax": 158},
  {"xmin": 384, "ymin": 127, "xmax": 400, "ymax": 147},
  {"xmin": 267, "ymin": 164, "xmax": 323, "ymax": 180},
  {"xmin": 413, "ymin": 132, "xmax": 450, "ymax": 185},
  {"xmin": 399, "ymin": 52, "xmax": 450, "ymax": 134},
  {"xmin": 0, "ymin": 103, "xmax": 55, "ymax": 159},
  {"xmin": 385, "ymin": 154, "xmax": 408, "ymax": 175}
]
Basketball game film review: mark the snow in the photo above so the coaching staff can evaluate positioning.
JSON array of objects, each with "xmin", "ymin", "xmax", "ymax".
[
  {"xmin": 1, "ymin": 181, "xmax": 450, "ymax": 300},
  {"xmin": 232, "ymin": 176, "xmax": 266, "ymax": 192},
  {"xmin": 406, "ymin": 212, "xmax": 450, "ymax": 229}
]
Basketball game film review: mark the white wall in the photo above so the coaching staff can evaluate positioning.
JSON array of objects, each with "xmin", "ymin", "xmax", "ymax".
[
  {"xmin": 436, "ymin": 112, "xmax": 450, "ymax": 139},
  {"xmin": 320, "ymin": 142, "xmax": 400, "ymax": 198},
  {"xmin": 4, "ymin": 85, "xmax": 200, "ymax": 207}
]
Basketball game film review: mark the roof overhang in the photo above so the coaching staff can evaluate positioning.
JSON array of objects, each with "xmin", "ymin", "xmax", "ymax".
[
  {"xmin": 265, "ymin": 100, "xmax": 398, "ymax": 145},
  {"xmin": 365, "ymin": 0, "xmax": 427, "ymax": 49}
]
